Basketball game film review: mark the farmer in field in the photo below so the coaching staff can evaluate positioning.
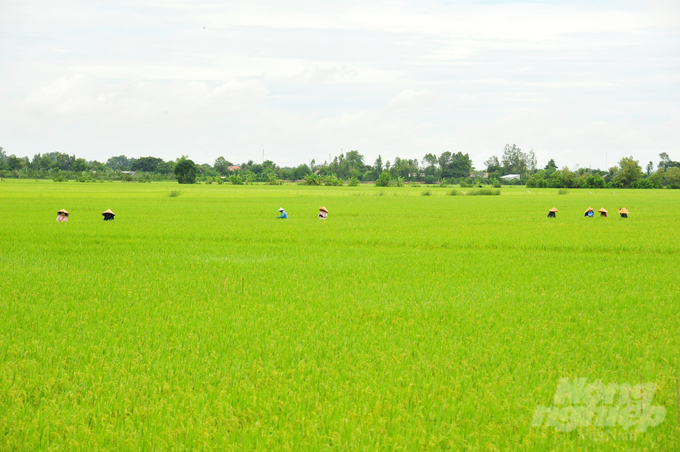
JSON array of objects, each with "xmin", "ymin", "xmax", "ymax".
[
  {"xmin": 547, "ymin": 208, "xmax": 558, "ymax": 218},
  {"xmin": 102, "ymin": 209, "xmax": 115, "ymax": 221},
  {"xmin": 619, "ymin": 208, "xmax": 629, "ymax": 218},
  {"xmin": 56, "ymin": 209, "xmax": 69, "ymax": 222},
  {"xmin": 277, "ymin": 207, "xmax": 288, "ymax": 219},
  {"xmin": 318, "ymin": 206, "xmax": 328, "ymax": 219},
  {"xmin": 584, "ymin": 207, "xmax": 594, "ymax": 217},
  {"xmin": 598, "ymin": 208, "xmax": 608, "ymax": 217}
]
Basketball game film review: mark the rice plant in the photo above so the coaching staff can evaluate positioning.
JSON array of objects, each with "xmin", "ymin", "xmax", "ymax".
[{"xmin": 1, "ymin": 180, "xmax": 678, "ymax": 450}]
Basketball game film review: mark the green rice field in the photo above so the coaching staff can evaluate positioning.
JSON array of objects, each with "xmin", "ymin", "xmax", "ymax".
[{"xmin": 1, "ymin": 179, "xmax": 679, "ymax": 450}]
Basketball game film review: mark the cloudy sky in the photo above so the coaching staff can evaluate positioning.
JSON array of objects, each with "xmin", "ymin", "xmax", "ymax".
[{"xmin": 1, "ymin": 0, "xmax": 678, "ymax": 170}]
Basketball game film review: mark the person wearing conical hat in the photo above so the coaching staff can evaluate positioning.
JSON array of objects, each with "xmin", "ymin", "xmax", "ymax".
[
  {"xmin": 584, "ymin": 207, "xmax": 594, "ymax": 217},
  {"xmin": 56, "ymin": 209, "xmax": 69, "ymax": 222},
  {"xmin": 318, "ymin": 206, "xmax": 328, "ymax": 219},
  {"xmin": 102, "ymin": 209, "xmax": 115, "ymax": 221},
  {"xmin": 276, "ymin": 207, "xmax": 288, "ymax": 219},
  {"xmin": 618, "ymin": 207, "xmax": 629, "ymax": 218},
  {"xmin": 598, "ymin": 208, "xmax": 608, "ymax": 218},
  {"xmin": 547, "ymin": 207, "xmax": 558, "ymax": 218}
]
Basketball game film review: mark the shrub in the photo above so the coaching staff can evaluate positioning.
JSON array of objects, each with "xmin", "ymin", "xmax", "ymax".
[
  {"xmin": 230, "ymin": 175, "xmax": 243, "ymax": 185},
  {"xmin": 421, "ymin": 190, "xmax": 432, "ymax": 196},
  {"xmin": 558, "ymin": 189, "xmax": 569, "ymax": 195},
  {"xmin": 304, "ymin": 173, "xmax": 320, "ymax": 185},
  {"xmin": 447, "ymin": 189, "xmax": 459, "ymax": 196},
  {"xmin": 348, "ymin": 177, "xmax": 360, "ymax": 186},
  {"xmin": 169, "ymin": 190, "xmax": 182, "ymax": 197},
  {"xmin": 631, "ymin": 178, "xmax": 654, "ymax": 189},
  {"xmin": 267, "ymin": 173, "xmax": 282, "ymax": 185},
  {"xmin": 459, "ymin": 181, "xmax": 468, "ymax": 188},
  {"xmin": 467, "ymin": 189, "xmax": 500, "ymax": 196},
  {"xmin": 53, "ymin": 175, "xmax": 67, "ymax": 182},
  {"xmin": 375, "ymin": 172, "xmax": 392, "ymax": 187},
  {"xmin": 323, "ymin": 174, "xmax": 343, "ymax": 186}
]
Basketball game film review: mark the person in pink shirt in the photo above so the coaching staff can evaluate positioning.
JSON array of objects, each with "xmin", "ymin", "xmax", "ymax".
[
  {"xmin": 56, "ymin": 209, "xmax": 69, "ymax": 222},
  {"xmin": 318, "ymin": 206, "xmax": 328, "ymax": 219}
]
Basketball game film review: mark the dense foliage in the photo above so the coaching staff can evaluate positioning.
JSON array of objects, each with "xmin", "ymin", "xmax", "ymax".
[{"xmin": 0, "ymin": 145, "xmax": 678, "ymax": 188}]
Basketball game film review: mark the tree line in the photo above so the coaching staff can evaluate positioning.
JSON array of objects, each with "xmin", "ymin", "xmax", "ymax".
[{"xmin": 0, "ymin": 145, "xmax": 678, "ymax": 188}]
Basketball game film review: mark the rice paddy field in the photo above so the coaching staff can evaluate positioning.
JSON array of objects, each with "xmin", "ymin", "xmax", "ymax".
[{"xmin": 1, "ymin": 179, "xmax": 679, "ymax": 451}]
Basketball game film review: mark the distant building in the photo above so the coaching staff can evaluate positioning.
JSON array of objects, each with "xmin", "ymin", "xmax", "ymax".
[
  {"xmin": 228, "ymin": 166, "xmax": 241, "ymax": 172},
  {"xmin": 500, "ymin": 174, "xmax": 520, "ymax": 180}
]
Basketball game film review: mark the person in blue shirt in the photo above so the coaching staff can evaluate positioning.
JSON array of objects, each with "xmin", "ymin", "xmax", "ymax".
[{"xmin": 277, "ymin": 207, "xmax": 288, "ymax": 219}]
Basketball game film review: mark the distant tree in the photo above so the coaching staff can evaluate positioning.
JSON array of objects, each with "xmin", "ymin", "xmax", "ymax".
[
  {"xmin": 293, "ymin": 164, "xmax": 311, "ymax": 180},
  {"xmin": 501, "ymin": 144, "xmax": 529, "ymax": 175},
  {"xmin": 527, "ymin": 150, "xmax": 538, "ymax": 172},
  {"xmin": 106, "ymin": 155, "xmax": 131, "ymax": 171},
  {"xmin": 262, "ymin": 160, "xmax": 277, "ymax": 172},
  {"xmin": 614, "ymin": 156, "xmax": 643, "ymax": 188},
  {"xmin": 666, "ymin": 167, "xmax": 680, "ymax": 189},
  {"xmin": 0, "ymin": 146, "xmax": 6, "ymax": 162},
  {"xmin": 438, "ymin": 151, "xmax": 473, "ymax": 179},
  {"xmin": 646, "ymin": 161, "xmax": 654, "ymax": 175},
  {"xmin": 156, "ymin": 161, "xmax": 175, "ymax": 174},
  {"xmin": 250, "ymin": 164, "xmax": 263, "ymax": 175},
  {"xmin": 548, "ymin": 167, "xmax": 579, "ymax": 188},
  {"xmin": 544, "ymin": 159, "xmax": 558, "ymax": 175},
  {"xmin": 72, "ymin": 158, "xmax": 89, "ymax": 172},
  {"xmin": 484, "ymin": 155, "xmax": 501, "ymax": 173},
  {"xmin": 89, "ymin": 160, "xmax": 107, "ymax": 173},
  {"xmin": 132, "ymin": 157, "xmax": 163, "ymax": 173},
  {"xmin": 422, "ymin": 153, "xmax": 438, "ymax": 178},
  {"xmin": 345, "ymin": 150, "xmax": 364, "ymax": 169},
  {"xmin": 213, "ymin": 156, "xmax": 232, "ymax": 175},
  {"xmin": 174, "ymin": 157, "xmax": 197, "ymax": 184},
  {"xmin": 373, "ymin": 155, "xmax": 383, "ymax": 174},
  {"xmin": 7, "ymin": 155, "xmax": 26, "ymax": 171},
  {"xmin": 658, "ymin": 152, "xmax": 680, "ymax": 170}
]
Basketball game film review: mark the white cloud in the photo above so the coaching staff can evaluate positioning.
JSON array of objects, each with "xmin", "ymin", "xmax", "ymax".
[
  {"xmin": 0, "ymin": 0, "xmax": 678, "ymax": 168},
  {"xmin": 386, "ymin": 89, "xmax": 438, "ymax": 109}
]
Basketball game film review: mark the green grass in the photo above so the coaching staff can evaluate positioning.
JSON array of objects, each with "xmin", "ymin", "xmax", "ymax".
[{"xmin": 1, "ymin": 180, "xmax": 679, "ymax": 450}]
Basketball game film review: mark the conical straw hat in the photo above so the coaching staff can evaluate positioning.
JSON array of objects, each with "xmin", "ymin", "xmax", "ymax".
[
  {"xmin": 618, "ymin": 208, "xmax": 629, "ymax": 214},
  {"xmin": 102, "ymin": 209, "xmax": 115, "ymax": 216},
  {"xmin": 598, "ymin": 208, "xmax": 608, "ymax": 213},
  {"xmin": 57, "ymin": 209, "xmax": 69, "ymax": 216},
  {"xmin": 319, "ymin": 206, "xmax": 328, "ymax": 212},
  {"xmin": 549, "ymin": 208, "xmax": 558, "ymax": 212},
  {"xmin": 585, "ymin": 207, "xmax": 594, "ymax": 213}
]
